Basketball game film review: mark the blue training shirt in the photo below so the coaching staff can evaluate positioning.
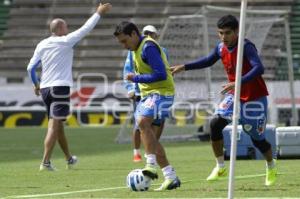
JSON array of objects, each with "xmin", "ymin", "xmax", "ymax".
[
  {"xmin": 184, "ymin": 39, "xmax": 264, "ymax": 83},
  {"xmin": 123, "ymin": 40, "xmax": 169, "ymax": 94},
  {"xmin": 132, "ymin": 37, "xmax": 169, "ymax": 83}
]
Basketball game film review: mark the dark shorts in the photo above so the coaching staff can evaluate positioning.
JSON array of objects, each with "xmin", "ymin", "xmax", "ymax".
[{"xmin": 40, "ymin": 86, "xmax": 70, "ymax": 120}]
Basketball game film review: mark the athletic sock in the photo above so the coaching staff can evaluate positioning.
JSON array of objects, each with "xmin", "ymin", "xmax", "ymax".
[
  {"xmin": 146, "ymin": 154, "xmax": 157, "ymax": 166},
  {"xmin": 133, "ymin": 149, "xmax": 141, "ymax": 155},
  {"xmin": 266, "ymin": 159, "xmax": 275, "ymax": 169},
  {"xmin": 216, "ymin": 156, "xmax": 225, "ymax": 168},
  {"xmin": 162, "ymin": 165, "xmax": 176, "ymax": 180}
]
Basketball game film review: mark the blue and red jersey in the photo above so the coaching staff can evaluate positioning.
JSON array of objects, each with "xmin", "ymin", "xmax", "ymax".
[{"xmin": 185, "ymin": 39, "xmax": 268, "ymax": 102}]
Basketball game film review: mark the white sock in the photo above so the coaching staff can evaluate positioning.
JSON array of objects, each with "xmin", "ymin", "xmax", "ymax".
[
  {"xmin": 266, "ymin": 159, "xmax": 275, "ymax": 169},
  {"xmin": 146, "ymin": 154, "xmax": 157, "ymax": 166},
  {"xmin": 133, "ymin": 149, "xmax": 140, "ymax": 155},
  {"xmin": 43, "ymin": 161, "xmax": 50, "ymax": 165},
  {"xmin": 216, "ymin": 156, "xmax": 225, "ymax": 168},
  {"xmin": 162, "ymin": 165, "xmax": 176, "ymax": 180}
]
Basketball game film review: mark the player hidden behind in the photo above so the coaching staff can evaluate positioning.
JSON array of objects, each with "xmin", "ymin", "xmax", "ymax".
[
  {"xmin": 114, "ymin": 21, "xmax": 180, "ymax": 191},
  {"xmin": 171, "ymin": 15, "xmax": 277, "ymax": 186},
  {"xmin": 26, "ymin": 3, "xmax": 112, "ymax": 171},
  {"xmin": 123, "ymin": 25, "xmax": 169, "ymax": 163}
]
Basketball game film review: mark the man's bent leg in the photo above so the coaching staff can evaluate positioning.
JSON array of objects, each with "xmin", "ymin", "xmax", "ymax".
[
  {"xmin": 139, "ymin": 116, "xmax": 157, "ymax": 156},
  {"xmin": 133, "ymin": 129, "xmax": 141, "ymax": 150},
  {"xmin": 42, "ymin": 119, "xmax": 59, "ymax": 162},
  {"xmin": 57, "ymin": 120, "xmax": 71, "ymax": 160},
  {"xmin": 132, "ymin": 129, "xmax": 142, "ymax": 162},
  {"xmin": 139, "ymin": 116, "xmax": 158, "ymax": 179},
  {"xmin": 207, "ymin": 116, "xmax": 229, "ymax": 181},
  {"xmin": 251, "ymin": 138, "xmax": 277, "ymax": 186},
  {"xmin": 40, "ymin": 119, "xmax": 58, "ymax": 171},
  {"xmin": 152, "ymin": 123, "xmax": 169, "ymax": 168},
  {"xmin": 56, "ymin": 120, "xmax": 77, "ymax": 169},
  {"xmin": 152, "ymin": 123, "xmax": 180, "ymax": 191}
]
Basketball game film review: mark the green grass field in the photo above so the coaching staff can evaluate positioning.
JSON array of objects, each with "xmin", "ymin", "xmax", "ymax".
[{"xmin": 0, "ymin": 127, "xmax": 300, "ymax": 198}]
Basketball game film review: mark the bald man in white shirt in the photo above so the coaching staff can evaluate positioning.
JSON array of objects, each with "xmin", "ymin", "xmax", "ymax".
[{"xmin": 27, "ymin": 3, "xmax": 112, "ymax": 171}]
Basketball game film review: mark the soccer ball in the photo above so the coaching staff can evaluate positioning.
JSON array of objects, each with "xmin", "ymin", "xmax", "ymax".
[{"xmin": 126, "ymin": 169, "xmax": 151, "ymax": 191}]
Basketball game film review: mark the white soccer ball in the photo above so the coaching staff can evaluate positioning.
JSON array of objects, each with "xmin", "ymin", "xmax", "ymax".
[{"xmin": 126, "ymin": 169, "xmax": 151, "ymax": 191}]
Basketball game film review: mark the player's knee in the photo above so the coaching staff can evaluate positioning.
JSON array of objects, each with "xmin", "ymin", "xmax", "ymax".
[
  {"xmin": 137, "ymin": 117, "xmax": 152, "ymax": 130},
  {"xmin": 251, "ymin": 138, "xmax": 271, "ymax": 154},
  {"xmin": 134, "ymin": 129, "xmax": 140, "ymax": 134},
  {"xmin": 210, "ymin": 115, "xmax": 229, "ymax": 141}
]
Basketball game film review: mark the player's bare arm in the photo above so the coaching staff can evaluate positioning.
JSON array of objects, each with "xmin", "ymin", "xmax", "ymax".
[
  {"xmin": 170, "ymin": 64, "xmax": 185, "ymax": 75},
  {"xmin": 96, "ymin": 3, "xmax": 112, "ymax": 15}
]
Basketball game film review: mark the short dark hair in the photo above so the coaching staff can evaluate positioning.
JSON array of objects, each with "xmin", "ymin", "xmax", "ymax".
[
  {"xmin": 113, "ymin": 21, "xmax": 140, "ymax": 37},
  {"xmin": 217, "ymin": 15, "xmax": 239, "ymax": 30}
]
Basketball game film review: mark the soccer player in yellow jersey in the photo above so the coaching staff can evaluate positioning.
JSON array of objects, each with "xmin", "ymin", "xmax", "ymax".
[
  {"xmin": 114, "ymin": 21, "xmax": 180, "ymax": 191},
  {"xmin": 123, "ymin": 25, "xmax": 169, "ymax": 163}
]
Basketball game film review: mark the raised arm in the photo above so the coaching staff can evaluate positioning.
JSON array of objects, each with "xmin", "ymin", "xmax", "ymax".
[{"xmin": 65, "ymin": 3, "xmax": 112, "ymax": 45}]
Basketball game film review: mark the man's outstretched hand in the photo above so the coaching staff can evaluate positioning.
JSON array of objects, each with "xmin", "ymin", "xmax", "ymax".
[
  {"xmin": 170, "ymin": 64, "xmax": 185, "ymax": 75},
  {"xmin": 96, "ymin": 3, "xmax": 112, "ymax": 15},
  {"xmin": 125, "ymin": 73, "xmax": 135, "ymax": 82},
  {"xmin": 220, "ymin": 82, "xmax": 235, "ymax": 95}
]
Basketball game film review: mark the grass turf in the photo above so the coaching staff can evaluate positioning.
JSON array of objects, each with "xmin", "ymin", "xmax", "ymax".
[{"xmin": 0, "ymin": 127, "xmax": 300, "ymax": 198}]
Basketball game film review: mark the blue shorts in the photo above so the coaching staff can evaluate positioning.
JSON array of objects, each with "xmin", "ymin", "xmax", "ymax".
[
  {"xmin": 215, "ymin": 94, "xmax": 268, "ymax": 141},
  {"xmin": 135, "ymin": 94, "xmax": 174, "ymax": 126},
  {"xmin": 40, "ymin": 86, "xmax": 70, "ymax": 120}
]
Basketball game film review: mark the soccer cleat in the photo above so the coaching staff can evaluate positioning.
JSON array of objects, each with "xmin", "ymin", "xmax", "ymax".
[
  {"xmin": 154, "ymin": 177, "xmax": 181, "ymax": 191},
  {"xmin": 265, "ymin": 161, "xmax": 277, "ymax": 186},
  {"xmin": 142, "ymin": 164, "xmax": 158, "ymax": 180},
  {"xmin": 39, "ymin": 162, "xmax": 56, "ymax": 171},
  {"xmin": 66, "ymin": 155, "xmax": 78, "ymax": 169},
  {"xmin": 206, "ymin": 166, "xmax": 227, "ymax": 181},
  {"xmin": 133, "ymin": 154, "xmax": 142, "ymax": 162}
]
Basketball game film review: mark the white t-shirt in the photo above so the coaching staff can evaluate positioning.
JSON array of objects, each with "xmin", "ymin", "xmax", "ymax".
[{"xmin": 27, "ymin": 13, "xmax": 100, "ymax": 88}]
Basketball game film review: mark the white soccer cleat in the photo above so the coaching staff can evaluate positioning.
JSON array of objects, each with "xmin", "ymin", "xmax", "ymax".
[
  {"xmin": 66, "ymin": 155, "xmax": 78, "ymax": 169},
  {"xmin": 39, "ymin": 162, "xmax": 56, "ymax": 171}
]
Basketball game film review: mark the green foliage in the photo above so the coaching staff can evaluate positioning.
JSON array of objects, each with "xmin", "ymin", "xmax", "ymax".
[
  {"xmin": 0, "ymin": 127, "xmax": 300, "ymax": 198},
  {"xmin": 0, "ymin": 2, "xmax": 9, "ymax": 37}
]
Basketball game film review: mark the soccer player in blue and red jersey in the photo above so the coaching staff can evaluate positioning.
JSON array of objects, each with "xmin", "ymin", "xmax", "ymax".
[
  {"xmin": 171, "ymin": 15, "xmax": 277, "ymax": 186},
  {"xmin": 115, "ymin": 21, "xmax": 181, "ymax": 191}
]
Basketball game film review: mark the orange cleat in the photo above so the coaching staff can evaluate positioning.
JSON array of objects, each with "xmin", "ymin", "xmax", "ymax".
[{"xmin": 133, "ymin": 154, "xmax": 142, "ymax": 162}]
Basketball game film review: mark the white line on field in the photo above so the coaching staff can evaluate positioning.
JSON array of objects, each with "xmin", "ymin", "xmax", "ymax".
[
  {"xmin": 2, "ymin": 181, "xmax": 165, "ymax": 199},
  {"xmin": 1, "ymin": 173, "xmax": 283, "ymax": 199},
  {"xmin": 2, "ymin": 186, "xmax": 128, "ymax": 199}
]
